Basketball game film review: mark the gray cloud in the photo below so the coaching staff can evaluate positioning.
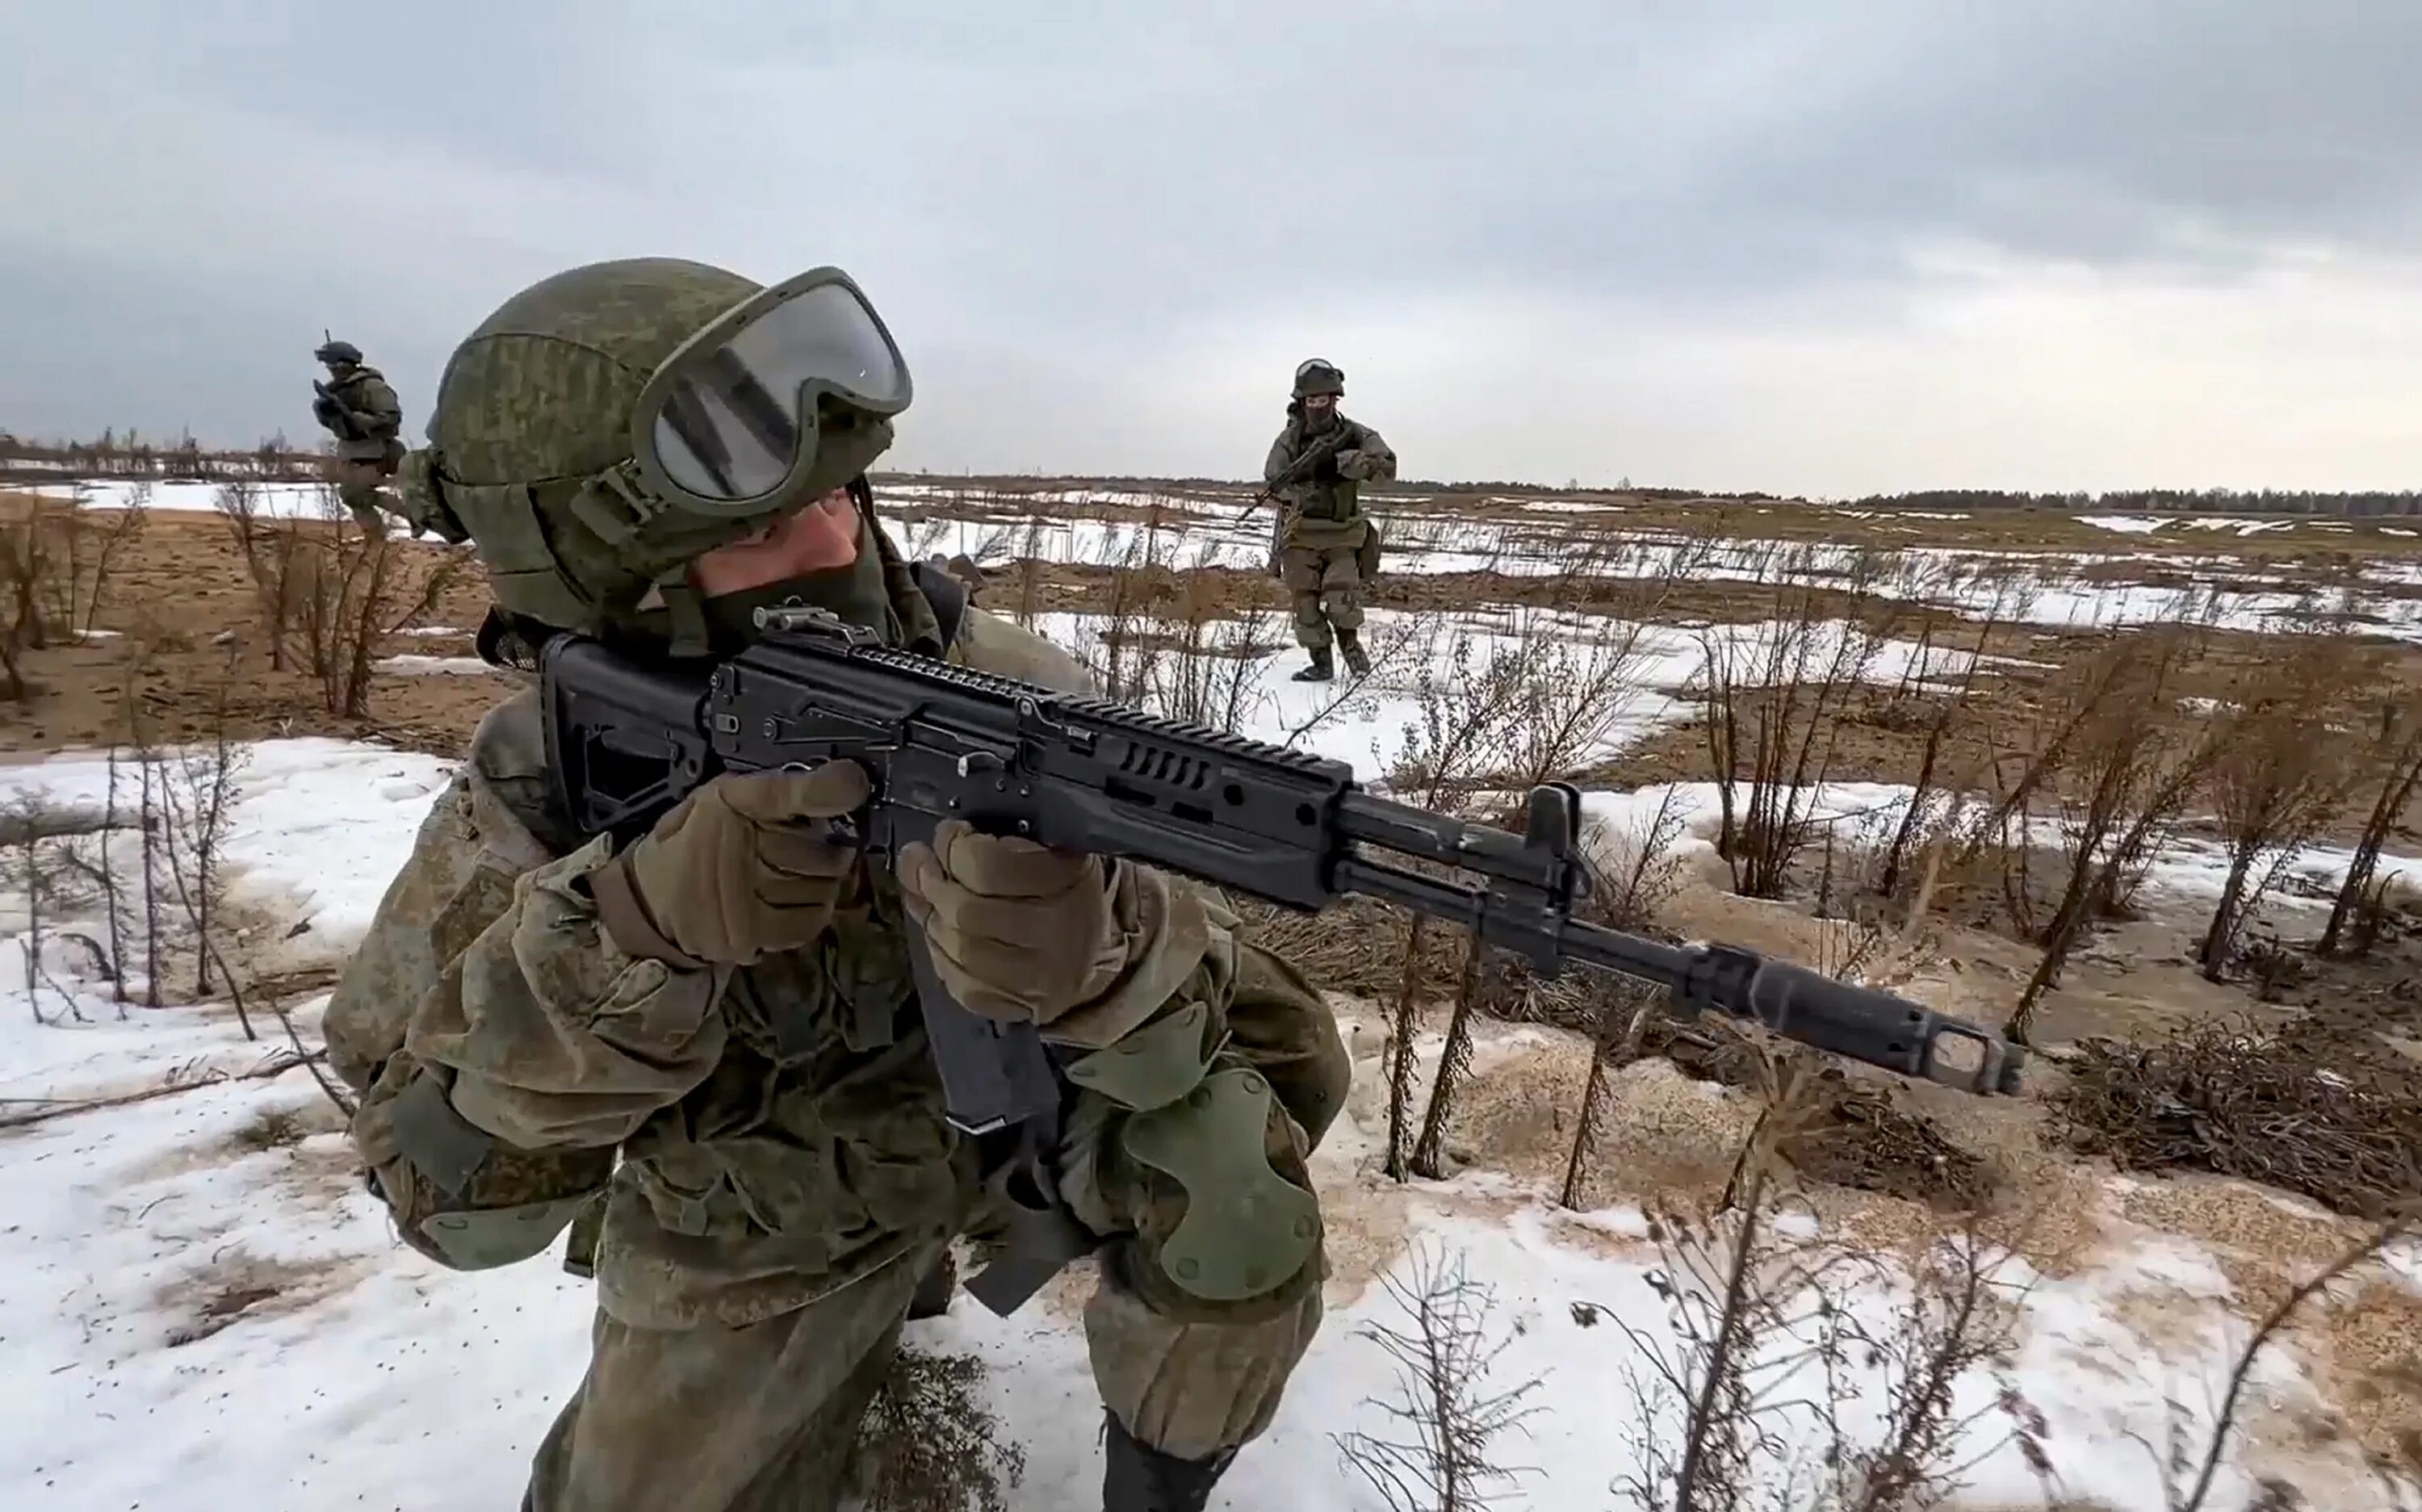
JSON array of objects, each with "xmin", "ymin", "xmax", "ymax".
[{"xmin": 1, "ymin": 2, "xmax": 2416, "ymax": 492}]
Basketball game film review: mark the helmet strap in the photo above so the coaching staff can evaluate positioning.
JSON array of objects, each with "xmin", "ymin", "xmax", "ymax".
[
  {"xmin": 568, "ymin": 459, "xmax": 668, "ymax": 546},
  {"xmin": 652, "ymin": 569, "xmax": 714, "ymax": 659}
]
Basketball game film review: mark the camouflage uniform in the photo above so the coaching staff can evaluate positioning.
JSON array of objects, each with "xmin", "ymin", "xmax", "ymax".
[
  {"xmin": 312, "ymin": 340, "xmax": 406, "ymax": 529},
  {"xmin": 323, "ymin": 259, "xmax": 1349, "ymax": 1512},
  {"xmin": 1263, "ymin": 361, "xmax": 1395, "ymax": 681}
]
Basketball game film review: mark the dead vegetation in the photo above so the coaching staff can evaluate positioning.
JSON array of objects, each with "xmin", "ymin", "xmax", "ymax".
[
  {"xmin": 847, "ymin": 1344, "xmax": 1028, "ymax": 1512},
  {"xmin": 216, "ymin": 480, "xmax": 464, "ymax": 717},
  {"xmin": 2321, "ymin": 700, "xmax": 2422, "ymax": 959},
  {"xmin": 1335, "ymin": 1244, "xmax": 1544, "ymax": 1512},
  {"xmin": 0, "ymin": 488, "xmax": 144, "ymax": 701},
  {"xmin": 6, "ymin": 466, "xmax": 2422, "ymax": 1501},
  {"xmin": 2055, "ymin": 1023, "xmax": 2422, "ymax": 1220},
  {"xmin": 2194, "ymin": 623, "xmax": 2376, "ymax": 980},
  {"xmin": 1605, "ymin": 1068, "xmax": 2048, "ymax": 1512},
  {"xmin": 1695, "ymin": 546, "xmax": 1901, "ymax": 899}
]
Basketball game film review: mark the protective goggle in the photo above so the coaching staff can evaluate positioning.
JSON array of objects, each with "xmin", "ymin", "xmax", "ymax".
[{"xmin": 630, "ymin": 267, "xmax": 913, "ymax": 514}]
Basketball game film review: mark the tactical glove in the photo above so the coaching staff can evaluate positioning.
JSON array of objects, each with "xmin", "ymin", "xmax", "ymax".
[
  {"xmin": 896, "ymin": 820, "xmax": 1128, "ymax": 1025},
  {"xmin": 589, "ymin": 761, "xmax": 871, "ymax": 967}
]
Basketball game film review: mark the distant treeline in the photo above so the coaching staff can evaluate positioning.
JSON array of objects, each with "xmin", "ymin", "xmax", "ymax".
[
  {"xmin": 1842, "ymin": 487, "xmax": 2422, "ymax": 518},
  {"xmin": 0, "ymin": 429, "xmax": 323, "ymax": 484}
]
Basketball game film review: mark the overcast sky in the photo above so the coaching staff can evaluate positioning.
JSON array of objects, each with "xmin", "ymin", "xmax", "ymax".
[{"xmin": 2, "ymin": 2, "xmax": 2416, "ymax": 496}]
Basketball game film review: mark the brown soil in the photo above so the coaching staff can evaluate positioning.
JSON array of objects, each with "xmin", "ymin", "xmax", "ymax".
[{"xmin": 3, "ymin": 495, "xmax": 501, "ymax": 758}]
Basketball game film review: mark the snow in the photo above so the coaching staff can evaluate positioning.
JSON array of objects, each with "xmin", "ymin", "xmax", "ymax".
[
  {"xmin": 375, "ymin": 653, "xmax": 501, "ymax": 676},
  {"xmin": 2078, "ymin": 513, "xmax": 2169, "ymax": 534},
  {"xmin": 0, "ymin": 738, "xmax": 2406, "ymax": 1510},
  {"xmin": 1014, "ymin": 606, "xmax": 2013, "ymax": 785},
  {"xmin": 1511, "ymin": 498, "xmax": 1628, "ymax": 515},
  {"xmin": 903, "ymin": 501, "xmax": 2422, "ymax": 640},
  {"xmin": 73, "ymin": 478, "xmax": 337, "ymax": 518},
  {"xmin": 0, "ymin": 740, "xmax": 454, "ymax": 974}
]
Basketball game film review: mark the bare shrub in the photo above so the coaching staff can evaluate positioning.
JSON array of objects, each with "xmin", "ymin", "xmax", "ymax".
[
  {"xmin": 2004, "ymin": 622, "xmax": 2219, "ymax": 1045},
  {"xmin": 48, "ymin": 743, "xmax": 140, "ymax": 1011},
  {"xmin": 1558, "ymin": 786, "xmax": 1691, "ymax": 1210},
  {"xmin": 847, "ymin": 1344, "xmax": 1027, "ymax": 1512},
  {"xmin": 0, "ymin": 509, "xmax": 44, "ymax": 700},
  {"xmin": 217, "ymin": 481, "xmax": 306, "ymax": 669},
  {"xmin": 1610, "ymin": 1071, "xmax": 1845, "ymax": 1512},
  {"xmin": 2, "ymin": 794, "xmax": 90, "ymax": 1024},
  {"xmin": 116, "ymin": 658, "xmax": 173, "ymax": 1009},
  {"xmin": 2195, "ymin": 627, "xmax": 2373, "ymax": 979},
  {"xmin": 158, "ymin": 651, "xmax": 255, "ymax": 1037},
  {"xmin": 1876, "ymin": 584, "xmax": 2026, "ymax": 899},
  {"xmin": 1380, "ymin": 626, "xmax": 1525, "ymax": 1180},
  {"xmin": 35, "ymin": 488, "xmax": 145, "ymax": 642},
  {"xmin": 2320, "ymin": 701, "xmax": 2422, "ymax": 958},
  {"xmin": 1696, "ymin": 547, "xmax": 1899, "ymax": 898},
  {"xmin": 220, "ymin": 484, "xmax": 463, "ymax": 716},
  {"xmin": 1402, "ymin": 602, "xmax": 1680, "ymax": 1181},
  {"xmin": 2150, "ymin": 1213, "xmax": 2416, "ymax": 1512},
  {"xmin": 1335, "ymin": 1244, "xmax": 1544, "ymax": 1512},
  {"xmin": 1610, "ymin": 1069, "xmax": 2041, "ymax": 1512},
  {"xmin": 1811, "ymin": 1229, "xmax": 2043, "ymax": 1512}
]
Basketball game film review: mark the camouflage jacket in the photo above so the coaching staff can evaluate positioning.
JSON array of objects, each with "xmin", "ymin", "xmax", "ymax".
[
  {"xmin": 324, "ymin": 580, "xmax": 1332, "ymax": 1330},
  {"xmin": 1263, "ymin": 413, "xmax": 1396, "ymax": 552},
  {"xmin": 320, "ymin": 366, "xmax": 404, "ymax": 463}
]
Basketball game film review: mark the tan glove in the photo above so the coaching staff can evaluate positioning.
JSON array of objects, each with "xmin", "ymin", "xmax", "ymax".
[
  {"xmin": 896, "ymin": 819, "xmax": 1129, "ymax": 1024},
  {"xmin": 589, "ymin": 762, "xmax": 871, "ymax": 967}
]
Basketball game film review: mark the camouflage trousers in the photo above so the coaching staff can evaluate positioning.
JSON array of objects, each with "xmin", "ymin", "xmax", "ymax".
[
  {"xmin": 522, "ymin": 995, "xmax": 1351, "ymax": 1512},
  {"xmin": 324, "ymin": 458, "xmax": 394, "ymax": 534},
  {"xmin": 1280, "ymin": 545, "xmax": 1364, "ymax": 651}
]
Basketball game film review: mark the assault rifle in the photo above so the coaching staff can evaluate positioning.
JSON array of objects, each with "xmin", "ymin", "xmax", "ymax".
[
  {"xmin": 540, "ymin": 606, "xmax": 2024, "ymax": 1139},
  {"xmin": 312, "ymin": 379, "xmax": 367, "ymax": 442},
  {"xmin": 1236, "ymin": 425, "xmax": 1360, "ymax": 524}
]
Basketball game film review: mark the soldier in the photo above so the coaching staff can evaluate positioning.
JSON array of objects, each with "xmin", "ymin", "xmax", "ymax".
[
  {"xmin": 311, "ymin": 337, "xmax": 406, "ymax": 529},
  {"xmin": 1263, "ymin": 358, "xmax": 1395, "ymax": 682},
  {"xmin": 323, "ymin": 258, "xmax": 1349, "ymax": 1512}
]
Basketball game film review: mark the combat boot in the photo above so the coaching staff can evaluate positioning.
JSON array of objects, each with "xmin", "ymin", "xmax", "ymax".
[
  {"xmin": 1337, "ymin": 630, "xmax": 1370, "ymax": 678},
  {"xmin": 1291, "ymin": 647, "xmax": 1335, "ymax": 683},
  {"xmin": 1102, "ymin": 1411, "xmax": 1237, "ymax": 1512}
]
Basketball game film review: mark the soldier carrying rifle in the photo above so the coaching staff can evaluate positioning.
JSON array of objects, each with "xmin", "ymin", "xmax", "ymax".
[
  {"xmin": 311, "ymin": 336, "xmax": 405, "ymax": 529},
  {"xmin": 1259, "ymin": 358, "xmax": 1394, "ymax": 682}
]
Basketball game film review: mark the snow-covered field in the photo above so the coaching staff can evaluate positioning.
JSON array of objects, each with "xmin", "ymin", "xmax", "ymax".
[
  {"xmin": 3, "ymin": 733, "xmax": 2414, "ymax": 1509},
  {"xmin": 7, "ymin": 476, "xmax": 2420, "ymax": 1505},
  {"xmin": 54, "ymin": 476, "xmax": 2422, "ymax": 644}
]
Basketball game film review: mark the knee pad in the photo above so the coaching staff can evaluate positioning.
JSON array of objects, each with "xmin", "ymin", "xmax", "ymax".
[{"xmin": 1120, "ymin": 1068, "xmax": 1321, "ymax": 1305}]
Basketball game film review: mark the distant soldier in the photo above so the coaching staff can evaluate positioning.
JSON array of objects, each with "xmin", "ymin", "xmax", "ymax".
[
  {"xmin": 311, "ymin": 337, "xmax": 405, "ymax": 529},
  {"xmin": 1263, "ymin": 358, "xmax": 1394, "ymax": 681}
]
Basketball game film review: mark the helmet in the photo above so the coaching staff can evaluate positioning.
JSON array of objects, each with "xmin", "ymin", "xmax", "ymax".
[
  {"xmin": 316, "ymin": 338, "xmax": 363, "ymax": 365},
  {"xmin": 400, "ymin": 258, "xmax": 906, "ymax": 643},
  {"xmin": 1292, "ymin": 358, "xmax": 1344, "ymax": 399}
]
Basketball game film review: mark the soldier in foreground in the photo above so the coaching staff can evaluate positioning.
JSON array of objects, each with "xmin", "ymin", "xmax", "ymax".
[
  {"xmin": 323, "ymin": 258, "xmax": 1349, "ymax": 1512},
  {"xmin": 1262, "ymin": 359, "xmax": 1395, "ymax": 682},
  {"xmin": 310, "ymin": 337, "xmax": 406, "ymax": 528}
]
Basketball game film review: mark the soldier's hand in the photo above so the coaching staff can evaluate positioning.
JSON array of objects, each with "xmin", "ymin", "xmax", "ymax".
[
  {"xmin": 592, "ymin": 762, "xmax": 872, "ymax": 966},
  {"xmin": 896, "ymin": 821, "xmax": 1125, "ymax": 1026}
]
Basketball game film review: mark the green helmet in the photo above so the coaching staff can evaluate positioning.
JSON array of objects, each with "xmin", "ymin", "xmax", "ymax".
[
  {"xmin": 397, "ymin": 257, "xmax": 903, "ymax": 644},
  {"xmin": 316, "ymin": 338, "xmax": 362, "ymax": 366},
  {"xmin": 1292, "ymin": 358, "xmax": 1344, "ymax": 399}
]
